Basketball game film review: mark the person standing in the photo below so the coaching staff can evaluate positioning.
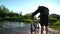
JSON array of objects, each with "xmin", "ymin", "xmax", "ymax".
[{"xmin": 31, "ymin": 6, "xmax": 49, "ymax": 34}]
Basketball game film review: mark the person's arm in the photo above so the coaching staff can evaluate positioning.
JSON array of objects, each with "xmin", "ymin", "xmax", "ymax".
[{"xmin": 32, "ymin": 9, "xmax": 39, "ymax": 18}]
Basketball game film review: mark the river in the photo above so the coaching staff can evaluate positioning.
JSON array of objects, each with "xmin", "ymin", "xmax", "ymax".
[{"xmin": 0, "ymin": 21, "xmax": 31, "ymax": 34}]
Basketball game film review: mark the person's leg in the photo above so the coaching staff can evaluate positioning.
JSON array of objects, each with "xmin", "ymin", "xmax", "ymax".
[
  {"xmin": 45, "ymin": 26, "xmax": 48, "ymax": 34},
  {"xmin": 41, "ymin": 26, "xmax": 44, "ymax": 34},
  {"xmin": 45, "ymin": 18, "xmax": 48, "ymax": 34}
]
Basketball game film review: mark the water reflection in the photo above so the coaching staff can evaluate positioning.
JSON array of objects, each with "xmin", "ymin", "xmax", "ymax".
[
  {"xmin": 0, "ymin": 21, "xmax": 31, "ymax": 34},
  {"xmin": 0, "ymin": 21, "xmax": 31, "ymax": 28}
]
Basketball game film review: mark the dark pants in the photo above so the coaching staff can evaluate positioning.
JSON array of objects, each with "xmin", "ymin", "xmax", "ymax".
[{"xmin": 40, "ymin": 16, "xmax": 49, "ymax": 26}]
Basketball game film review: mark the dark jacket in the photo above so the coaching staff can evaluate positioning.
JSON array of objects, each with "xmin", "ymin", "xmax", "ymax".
[{"xmin": 32, "ymin": 6, "xmax": 49, "ymax": 22}]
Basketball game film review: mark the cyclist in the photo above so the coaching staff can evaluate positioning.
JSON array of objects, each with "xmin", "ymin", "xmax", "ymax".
[{"xmin": 32, "ymin": 6, "xmax": 49, "ymax": 34}]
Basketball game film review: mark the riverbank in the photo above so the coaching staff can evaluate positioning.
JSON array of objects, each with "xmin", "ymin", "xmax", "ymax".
[{"xmin": 49, "ymin": 26, "xmax": 60, "ymax": 31}]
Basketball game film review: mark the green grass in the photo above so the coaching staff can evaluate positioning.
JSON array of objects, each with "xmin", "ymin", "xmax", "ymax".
[{"xmin": 49, "ymin": 20, "xmax": 60, "ymax": 31}]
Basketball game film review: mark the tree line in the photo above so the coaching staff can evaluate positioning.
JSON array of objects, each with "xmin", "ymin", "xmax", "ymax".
[{"xmin": 0, "ymin": 5, "xmax": 33, "ymax": 23}]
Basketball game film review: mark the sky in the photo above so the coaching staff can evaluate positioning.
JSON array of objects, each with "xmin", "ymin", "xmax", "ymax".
[{"xmin": 0, "ymin": 0, "xmax": 60, "ymax": 16}]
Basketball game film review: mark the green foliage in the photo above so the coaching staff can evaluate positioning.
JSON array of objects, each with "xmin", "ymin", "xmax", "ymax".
[
  {"xmin": 49, "ymin": 18, "xmax": 60, "ymax": 31},
  {"xmin": 49, "ymin": 14, "xmax": 60, "ymax": 30},
  {"xmin": 49, "ymin": 18, "xmax": 57, "ymax": 22},
  {"xmin": 0, "ymin": 5, "xmax": 9, "ymax": 13},
  {"xmin": 23, "ymin": 19, "xmax": 33, "ymax": 23},
  {"xmin": 0, "ymin": 5, "xmax": 33, "ymax": 23},
  {"xmin": 23, "ymin": 13, "xmax": 32, "ymax": 19},
  {"xmin": 49, "ymin": 14, "xmax": 60, "ymax": 29},
  {"xmin": 0, "ymin": 5, "xmax": 9, "ymax": 18},
  {"xmin": 49, "ymin": 14, "xmax": 60, "ymax": 20},
  {"xmin": 54, "ymin": 21, "xmax": 60, "ymax": 26},
  {"xmin": 37, "ymin": 19, "xmax": 40, "ymax": 23}
]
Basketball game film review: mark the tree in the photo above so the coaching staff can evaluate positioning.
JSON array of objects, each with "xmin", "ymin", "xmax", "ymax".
[
  {"xmin": 49, "ymin": 14, "xmax": 60, "ymax": 20},
  {"xmin": 23, "ymin": 13, "xmax": 32, "ymax": 19},
  {"xmin": 0, "ymin": 5, "xmax": 9, "ymax": 18},
  {"xmin": 0, "ymin": 5, "xmax": 9, "ymax": 13}
]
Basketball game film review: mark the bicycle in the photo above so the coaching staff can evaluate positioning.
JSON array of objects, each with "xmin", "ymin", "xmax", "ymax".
[{"xmin": 31, "ymin": 18, "xmax": 40, "ymax": 34}]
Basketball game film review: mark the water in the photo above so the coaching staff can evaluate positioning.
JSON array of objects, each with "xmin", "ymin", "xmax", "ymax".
[{"xmin": 0, "ymin": 21, "xmax": 31, "ymax": 34}]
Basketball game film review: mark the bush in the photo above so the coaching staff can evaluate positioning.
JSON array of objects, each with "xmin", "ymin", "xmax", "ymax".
[
  {"xmin": 23, "ymin": 19, "xmax": 33, "ymax": 23},
  {"xmin": 54, "ymin": 21, "xmax": 60, "ymax": 26},
  {"xmin": 49, "ymin": 18, "xmax": 57, "ymax": 22},
  {"xmin": 49, "ymin": 20, "xmax": 60, "ymax": 31}
]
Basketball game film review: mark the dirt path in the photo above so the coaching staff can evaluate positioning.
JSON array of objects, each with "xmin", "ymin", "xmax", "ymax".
[
  {"xmin": 48, "ymin": 28, "xmax": 60, "ymax": 34},
  {"xmin": 15, "ymin": 28, "xmax": 60, "ymax": 34}
]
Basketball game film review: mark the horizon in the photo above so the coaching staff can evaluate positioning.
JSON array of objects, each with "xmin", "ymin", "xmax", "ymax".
[{"xmin": 0, "ymin": 0, "xmax": 60, "ymax": 16}]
